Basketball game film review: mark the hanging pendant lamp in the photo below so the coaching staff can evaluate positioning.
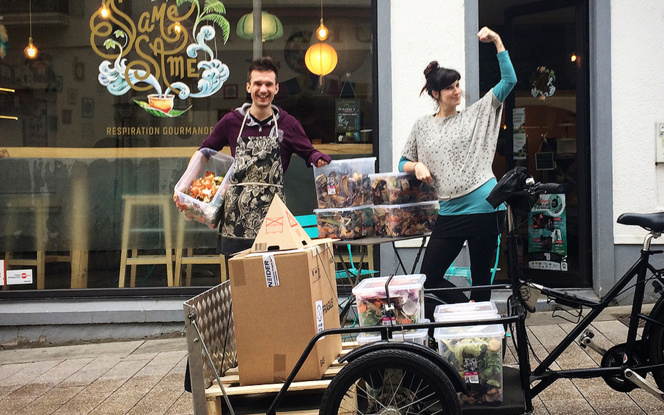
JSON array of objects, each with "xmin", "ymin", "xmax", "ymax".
[{"xmin": 236, "ymin": 11, "xmax": 283, "ymax": 42}]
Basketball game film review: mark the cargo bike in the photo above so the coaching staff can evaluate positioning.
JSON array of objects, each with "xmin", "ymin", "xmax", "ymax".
[{"xmin": 186, "ymin": 167, "xmax": 664, "ymax": 415}]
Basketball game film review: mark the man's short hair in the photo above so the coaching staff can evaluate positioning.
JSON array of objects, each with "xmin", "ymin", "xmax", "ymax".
[{"xmin": 247, "ymin": 56, "xmax": 279, "ymax": 82}]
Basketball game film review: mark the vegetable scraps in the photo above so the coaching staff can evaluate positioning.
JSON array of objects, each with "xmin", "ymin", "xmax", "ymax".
[
  {"xmin": 188, "ymin": 170, "xmax": 224, "ymax": 203},
  {"xmin": 438, "ymin": 333, "xmax": 503, "ymax": 405},
  {"xmin": 356, "ymin": 287, "xmax": 421, "ymax": 326}
]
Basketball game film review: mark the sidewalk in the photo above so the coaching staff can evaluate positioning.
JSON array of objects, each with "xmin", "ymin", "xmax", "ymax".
[{"xmin": 0, "ymin": 305, "xmax": 662, "ymax": 415}]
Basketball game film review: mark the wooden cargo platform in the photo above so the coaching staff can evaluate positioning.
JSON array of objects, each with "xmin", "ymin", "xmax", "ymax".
[{"xmin": 204, "ymin": 341, "xmax": 357, "ymax": 415}]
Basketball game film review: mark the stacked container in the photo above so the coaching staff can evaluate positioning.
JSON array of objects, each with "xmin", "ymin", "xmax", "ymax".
[
  {"xmin": 373, "ymin": 200, "xmax": 439, "ymax": 237},
  {"xmin": 369, "ymin": 172, "xmax": 437, "ymax": 205},
  {"xmin": 313, "ymin": 157, "xmax": 376, "ymax": 240},
  {"xmin": 433, "ymin": 301, "xmax": 504, "ymax": 406},
  {"xmin": 370, "ymin": 172, "xmax": 439, "ymax": 237},
  {"xmin": 352, "ymin": 274, "xmax": 426, "ymax": 327}
]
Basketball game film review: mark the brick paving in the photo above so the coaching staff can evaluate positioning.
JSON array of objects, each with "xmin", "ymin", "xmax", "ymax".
[{"xmin": 0, "ymin": 306, "xmax": 663, "ymax": 415}]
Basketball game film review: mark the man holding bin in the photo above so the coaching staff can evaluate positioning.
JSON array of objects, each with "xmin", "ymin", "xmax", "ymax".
[{"xmin": 175, "ymin": 56, "xmax": 330, "ymax": 257}]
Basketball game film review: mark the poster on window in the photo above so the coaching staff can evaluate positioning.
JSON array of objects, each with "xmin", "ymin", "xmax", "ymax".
[
  {"xmin": 513, "ymin": 108, "xmax": 527, "ymax": 160},
  {"xmin": 528, "ymin": 193, "xmax": 568, "ymax": 271}
]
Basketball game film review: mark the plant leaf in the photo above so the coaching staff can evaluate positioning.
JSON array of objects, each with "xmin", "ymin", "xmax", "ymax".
[
  {"xmin": 204, "ymin": 0, "xmax": 226, "ymax": 14},
  {"xmin": 200, "ymin": 15, "xmax": 230, "ymax": 43}
]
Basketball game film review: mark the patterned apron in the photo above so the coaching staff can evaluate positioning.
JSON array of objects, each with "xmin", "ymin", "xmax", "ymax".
[{"xmin": 219, "ymin": 111, "xmax": 284, "ymax": 255}]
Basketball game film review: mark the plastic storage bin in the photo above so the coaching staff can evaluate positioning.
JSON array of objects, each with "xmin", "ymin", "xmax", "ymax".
[
  {"xmin": 373, "ymin": 201, "xmax": 439, "ymax": 237},
  {"xmin": 175, "ymin": 148, "xmax": 234, "ymax": 227},
  {"xmin": 434, "ymin": 301, "xmax": 498, "ymax": 322},
  {"xmin": 356, "ymin": 320, "xmax": 429, "ymax": 346},
  {"xmin": 370, "ymin": 172, "xmax": 438, "ymax": 204},
  {"xmin": 314, "ymin": 205, "xmax": 369, "ymax": 240},
  {"xmin": 352, "ymin": 274, "xmax": 426, "ymax": 326},
  {"xmin": 314, "ymin": 157, "xmax": 376, "ymax": 208},
  {"xmin": 434, "ymin": 322, "xmax": 505, "ymax": 406}
]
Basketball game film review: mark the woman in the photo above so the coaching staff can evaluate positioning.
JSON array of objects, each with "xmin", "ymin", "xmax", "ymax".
[{"xmin": 399, "ymin": 27, "xmax": 517, "ymax": 307}]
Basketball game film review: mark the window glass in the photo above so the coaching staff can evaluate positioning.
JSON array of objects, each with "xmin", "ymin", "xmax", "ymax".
[{"xmin": 0, "ymin": 0, "xmax": 372, "ymax": 290}]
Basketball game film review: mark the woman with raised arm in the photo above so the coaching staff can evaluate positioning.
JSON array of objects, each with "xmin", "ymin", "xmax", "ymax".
[{"xmin": 399, "ymin": 27, "xmax": 517, "ymax": 309}]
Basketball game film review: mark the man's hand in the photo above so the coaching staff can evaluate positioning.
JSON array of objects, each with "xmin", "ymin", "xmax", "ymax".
[
  {"xmin": 173, "ymin": 191, "xmax": 188, "ymax": 211},
  {"xmin": 316, "ymin": 158, "xmax": 329, "ymax": 168}
]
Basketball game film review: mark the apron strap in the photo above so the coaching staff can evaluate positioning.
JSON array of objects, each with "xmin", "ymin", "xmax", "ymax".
[{"xmin": 234, "ymin": 182, "xmax": 283, "ymax": 188}]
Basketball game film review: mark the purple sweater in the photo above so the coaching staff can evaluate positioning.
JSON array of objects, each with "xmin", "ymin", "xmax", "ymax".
[{"xmin": 199, "ymin": 103, "xmax": 330, "ymax": 172}]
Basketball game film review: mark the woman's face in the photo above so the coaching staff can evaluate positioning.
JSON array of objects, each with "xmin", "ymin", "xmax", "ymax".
[{"xmin": 435, "ymin": 80, "xmax": 462, "ymax": 109}]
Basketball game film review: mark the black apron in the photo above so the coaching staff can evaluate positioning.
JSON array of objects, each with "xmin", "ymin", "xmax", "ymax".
[{"xmin": 219, "ymin": 111, "xmax": 284, "ymax": 255}]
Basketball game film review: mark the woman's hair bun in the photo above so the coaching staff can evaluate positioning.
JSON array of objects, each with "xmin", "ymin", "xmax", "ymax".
[{"xmin": 423, "ymin": 61, "xmax": 440, "ymax": 78}]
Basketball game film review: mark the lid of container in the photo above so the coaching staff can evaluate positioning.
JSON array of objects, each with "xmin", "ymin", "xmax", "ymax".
[
  {"xmin": 434, "ymin": 310, "xmax": 500, "ymax": 323},
  {"xmin": 314, "ymin": 205, "xmax": 368, "ymax": 214},
  {"xmin": 433, "ymin": 321, "xmax": 505, "ymax": 340},
  {"xmin": 434, "ymin": 301, "xmax": 497, "ymax": 316},
  {"xmin": 352, "ymin": 274, "xmax": 426, "ymax": 296},
  {"xmin": 369, "ymin": 171, "xmax": 414, "ymax": 180},
  {"xmin": 374, "ymin": 200, "xmax": 440, "ymax": 210}
]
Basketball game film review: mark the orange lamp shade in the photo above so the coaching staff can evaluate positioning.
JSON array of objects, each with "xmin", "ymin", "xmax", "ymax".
[{"xmin": 305, "ymin": 42, "xmax": 338, "ymax": 76}]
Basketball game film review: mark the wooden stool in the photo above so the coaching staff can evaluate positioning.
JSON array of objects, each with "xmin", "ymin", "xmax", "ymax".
[
  {"xmin": 1, "ymin": 195, "xmax": 72, "ymax": 290},
  {"xmin": 174, "ymin": 216, "xmax": 226, "ymax": 286},
  {"xmin": 119, "ymin": 195, "xmax": 174, "ymax": 288}
]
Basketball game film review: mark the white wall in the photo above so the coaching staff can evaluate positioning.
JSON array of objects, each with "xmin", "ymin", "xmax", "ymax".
[
  {"xmin": 389, "ymin": 1, "xmax": 466, "ymax": 171},
  {"xmin": 611, "ymin": 0, "xmax": 664, "ymax": 244}
]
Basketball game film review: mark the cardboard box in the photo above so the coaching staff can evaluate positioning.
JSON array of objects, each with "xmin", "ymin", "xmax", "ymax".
[{"xmin": 229, "ymin": 195, "xmax": 341, "ymax": 386}]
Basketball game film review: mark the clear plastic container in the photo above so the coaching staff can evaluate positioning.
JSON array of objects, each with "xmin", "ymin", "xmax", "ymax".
[
  {"xmin": 373, "ymin": 201, "xmax": 439, "ymax": 237},
  {"xmin": 361, "ymin": 205, "xmax": 374, "ymax": 237},
  {"xmin": 352, "ymin": 274, "xmax": 426, "ymax": 327},
  {"xmin": 175, "ymin": 148, "xmax": 234, "ymax": 227},
  {"xmin": 433, "ymin": 301, "xmax": 498, "ymax": 322},
  {"xmin": 370, "ymin": 172, "xmax": 438, "ymax": 205},
  {"xmin": 313, "ymin": 157, "xmax": 376, "ymax": 208},
  {"xmin": 356, "ymin": 320, "xmax": 429, "ymax": 346},
  {"xmin": 434, "ymin": 322, "xmax": 505, "ymax": 406},
  {"xmin": 314, "ymin": 205, "xmax": 367, "ymax": 240}
]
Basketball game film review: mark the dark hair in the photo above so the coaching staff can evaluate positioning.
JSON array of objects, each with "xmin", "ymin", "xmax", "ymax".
[
  {"xmin": 420, "ymin": 61, "xmax": 461, "ymax": 97},
  {"xmin": 247, "ymin": 56, "xmax": 279, "ymax": 82}
]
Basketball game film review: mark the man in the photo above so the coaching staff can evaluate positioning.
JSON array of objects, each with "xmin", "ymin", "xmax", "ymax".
[{"xmin": 175, "ymin": 56, "xmax": 330, "ymax": 256}]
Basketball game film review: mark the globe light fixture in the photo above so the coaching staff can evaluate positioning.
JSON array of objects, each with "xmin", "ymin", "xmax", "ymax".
[
  {"xmin": 305, "ymin": 42, "xmax": 338, "ymax": 89},
  {"xmin": 236, "ymin": 11, "xmax": 283, "ymax": 42}
]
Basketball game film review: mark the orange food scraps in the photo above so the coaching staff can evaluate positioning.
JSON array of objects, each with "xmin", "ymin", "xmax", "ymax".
[{"xmin": 188, "ymin": 170, "xmax": 224, "ymax": 203}]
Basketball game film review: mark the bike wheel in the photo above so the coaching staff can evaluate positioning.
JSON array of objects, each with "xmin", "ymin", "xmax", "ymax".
[
  {"xmin": 647, "ymin": 304, "xmax": 664, "ymax": 389},
  {"xmin": 319, "ymin": 349, "xmax": 461, "ymax": 415}
]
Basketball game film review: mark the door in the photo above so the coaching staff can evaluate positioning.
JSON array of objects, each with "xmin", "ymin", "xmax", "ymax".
[{"xmin": 480, "ymin": 0, "xmax": 590, "ymax": 288}]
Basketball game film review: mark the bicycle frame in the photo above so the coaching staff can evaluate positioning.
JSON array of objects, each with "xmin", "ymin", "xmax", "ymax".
[{"xmin": 503, "ymin": 203, "xmax": 664, "ymax": 404}]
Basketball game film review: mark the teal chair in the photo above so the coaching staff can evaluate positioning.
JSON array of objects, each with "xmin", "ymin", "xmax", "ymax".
[
  {"xmin": 294, "ymin": 214, "xmax": 319, "ymax": 238},
  {"xmin": 334, "ymin": 244, "xmax": 379, "ymax": 283},
  {"xmin": 444, "ymin": 234, "xmax": 501, "ymax": 285}
]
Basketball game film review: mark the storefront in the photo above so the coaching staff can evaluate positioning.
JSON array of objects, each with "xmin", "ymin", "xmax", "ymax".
[
  {"xmin": 0, "ymin": 0, "xmax": 374, "ymax": 292},
  {"xmin": 1, "ymin": 0, "xmax": 663, "ymax": 310}
]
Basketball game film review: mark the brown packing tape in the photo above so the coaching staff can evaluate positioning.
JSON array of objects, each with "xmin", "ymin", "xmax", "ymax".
[
  {"xmin": 229, "ymin": 259, "xmax": 246, "ymax": 287},
  {"xmin": 274, "ymin": 353, "xmax": 287, "ymax": 372}
]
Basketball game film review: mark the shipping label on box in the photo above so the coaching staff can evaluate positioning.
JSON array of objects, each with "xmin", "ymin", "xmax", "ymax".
[{"xmin": 6, "ymin": 269, "xmax": 33, "ymax": 285}]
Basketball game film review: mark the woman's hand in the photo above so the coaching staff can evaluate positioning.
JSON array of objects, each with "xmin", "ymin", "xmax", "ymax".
[
  {"xmin": 412, "ymin": 161, "xmax": 433, "ymax": 185},
  {"xmin": 477, "ymin": 26, "xmax": 505, "ymax": 53},
  {"xmin": 315, "ymin": 158, "xmax": 329, "ymax": 167}
]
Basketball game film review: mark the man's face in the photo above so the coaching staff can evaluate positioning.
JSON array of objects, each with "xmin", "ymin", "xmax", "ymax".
[{"xmin": 247, "ymin": 70, "xmax": 279, "ymax": 109}]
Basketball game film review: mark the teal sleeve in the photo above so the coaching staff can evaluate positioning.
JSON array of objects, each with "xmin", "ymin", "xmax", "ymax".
[
  {"xmin": 398, "ymin": 156, "xmax": 410, "ymax": 172},
  {"xmin": 492, "ymin": 50, "xmax": 517, "ymax": 103}
]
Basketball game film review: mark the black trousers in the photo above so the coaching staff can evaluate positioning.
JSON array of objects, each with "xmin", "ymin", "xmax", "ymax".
[{"xmin": 420, "ymin": 212, "xmax": 504, "ymax": 319}]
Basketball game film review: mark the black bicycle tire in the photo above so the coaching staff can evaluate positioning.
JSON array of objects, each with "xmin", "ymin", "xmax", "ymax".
[
  {"xmin": 647, "ymin": 301, "xmax": 664, "ymax": 389},
  {"xmin": 319, "ymin": 348, "xmax": 462, "ymax": 415}
]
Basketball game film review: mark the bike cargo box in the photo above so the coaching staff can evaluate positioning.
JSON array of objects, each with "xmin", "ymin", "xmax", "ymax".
[{"xmin": 228, "ymin": 196, "xmax": 341, "ymax": 386}]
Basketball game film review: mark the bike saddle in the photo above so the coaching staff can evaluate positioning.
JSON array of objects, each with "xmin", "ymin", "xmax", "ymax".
[{"xmin": 617, "ymin": 212, "xmax": 664, "ymax": 233}]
